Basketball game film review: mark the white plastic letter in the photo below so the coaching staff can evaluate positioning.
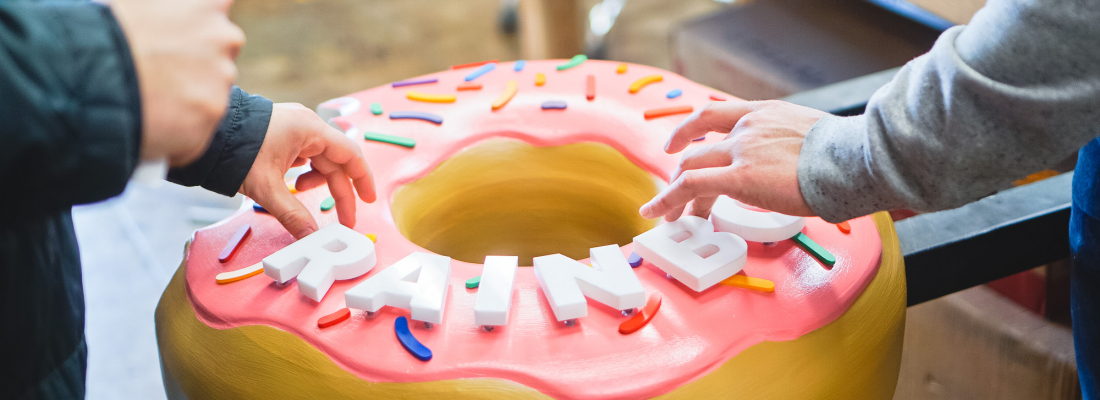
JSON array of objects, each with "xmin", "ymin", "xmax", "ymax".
[
  {"xmin": 633, "ymin": 216, "xmax": 748, "ymax": 292},
  {"xmin": 344, "ymin": 252, "xmax": 452, "ymax": 324},
  {"xmin": 474, "ymin": 256, "xmax": 519, "ymax": 326},
  {"xmin": 532, "ymin": 245, "xmax": 646, "ymax": 321},
  {"xmin": 262, "ymin": 223, "xmax": 376, "ymax": 301},
  {"xmin": 709, "ymin": 196, "xmax": 806, "ymax": 242}
]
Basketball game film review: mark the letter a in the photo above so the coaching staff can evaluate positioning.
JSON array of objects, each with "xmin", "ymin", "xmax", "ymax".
[
  {"xmin": 262, "ymin": 223, "xmax": 376, "ymax": 301},
  {"xmin": 633, "ymin": 216, "xmax": 748, "ymax": 292},
  {"xmin": 345, "ymin": 252, "xmax": 452, "ymax": 324},
  {"xmin": 533, "ymin": 245, "xmax": 646, "ymax": 322}
]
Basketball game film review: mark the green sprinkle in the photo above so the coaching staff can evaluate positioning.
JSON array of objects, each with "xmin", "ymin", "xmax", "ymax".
[
  {"xmin": 556, "ymin": 54, "xmax": 587, "ymax": 71},
  {"xmin": 466, "ymin": 275, "xmax": 481, "ymax": 289},
  {"xmin": 363, "ymin": 131, "xmax": 415, "ymax": 148},
  {"xmin": 370, "ymin": 102, "xmax": 383, "ymax": 115},
  {"xmin": 320, "ymin": 196, "xmax": 335, "ymax": 211},
  {"xmin": 790, "ymin": 232, "xmax": 836, "ymax": 266}
]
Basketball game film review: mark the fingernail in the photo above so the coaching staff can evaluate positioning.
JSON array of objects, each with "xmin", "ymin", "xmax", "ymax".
[{"xmin": 639, "ymin": 204, "xmax": 653, "ymax": 218}]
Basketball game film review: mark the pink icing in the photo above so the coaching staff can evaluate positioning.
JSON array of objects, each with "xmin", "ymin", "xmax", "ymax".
[{"xmin": 183, "ymin": 60, "xmax": 883, "ymax": 399}]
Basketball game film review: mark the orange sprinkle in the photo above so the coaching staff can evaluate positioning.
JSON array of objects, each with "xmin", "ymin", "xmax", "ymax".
[
  {"xmin": 710, "ymin": 94, "xmax": 727, "ymax": 101},
  {"xmin": 535, "ymin": 73, "xmax": 546, "ymax": 86},
  {"xmin": 644, "ymin": 105, "xmax": 693, "ymax": 120},
  {"xmin": 720, "ymin": 274, "xmax": 775, "ymax": 292},
  {"xmin": 451, "ymin": 60, "xmax": 498, "ymax": 70},
  {"xmin": 586, "ymin": 75, "xmax": 595, "ymax": 101},
  {"xmin": 457, "ymin": 82, "xmax": 482, "ymax": 91},
  {"xmin": 317, "ymin": 308, "xmax": 351, "ymax": 328},
  {"xmin": 619, "ymin": 293, "xmax": 662, "ymax": 334},
  {"xmin": 492, "ymin": 80, "xmax": 518, "ymax": 110},
  {"xmin": 215, "ymin": 263, "xmax": 264, "ymax": 284},
  {"xmin": 616, "ymin": 63, "xmax": 628, "ymax": 74},
  {"xmin": 837, "ymin": 221, "xmax": 851, "ymax": 234}
]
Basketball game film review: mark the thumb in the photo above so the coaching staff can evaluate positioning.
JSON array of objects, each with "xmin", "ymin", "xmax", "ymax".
[{"xmin": 253, "ymin": 175, "xmax": 318, "ymax": 239}]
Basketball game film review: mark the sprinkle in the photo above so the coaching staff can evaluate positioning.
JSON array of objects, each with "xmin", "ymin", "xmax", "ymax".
[
  {"xmin": 666, "ymin": 89, "xmax": 682, "ymax": 99},
  {"xmin": 710, "ymin": 94, "xmax": 727, "ymax": 101},
  {"xmin": 389, "ymin": 111, "xmax": 443, "ymax": 125},
  {"xmin": 628, "ymin": 252, "xmax": 643, "ymax": 268},
  {"xmin": 629, "ymin": 74, "xmax": 663, "ymax": 93},
  {"xmin": 366, "ymin": 233, "xmax": 377, "ymax": 242},
  {"xmin": 619, "ymin": 293, "xmax": 661, "ymax": 334},
  {"xmin": 215, "ymin": 262, "xmax": 264, "ymax": 284},
  {"xmin": 466, "ymin": 275, "xmax": 481, "ymax": 289},
  {"xmin": 791, "ymin": 232, "xmax": 836, "ymax": 266},
  {"xmin": 556, "ymin": 54, "xmax": 587, "ymax": 71},
  {"xmin": 616, "ymin": 63, "xmax": 628, "ymax": 74},
  {"xmin": 837, "ymin": 221, "xmax": 851, "ymax": 234},
  {"xmin": 586, "ymin": 75, "xmax": 596, "ymax": 101},
  {"xmin": 692, "ymin": 136, "xmax": 706, "ymax": 142},
  {"xmin": 644, "ymin": 105, "xmax": 693, "ymax": 119},
  {"xmin": 464, "ymin": 63, "xmax": 497, "ymax": 81},
  {"xmin": 218, "ymin": 225, "xmax": 251, "ymax": 263},
  {"xmin": 492, "ymin": 80, "xmax": 518, "ymax": 110},
  {"xmin": 317, "ymin": 308, "xmax": 351, "ymax": 328},
  {"xmin": 514, "ymin": 60, "xmax": 526, "ymax": 71},
  {"xmin": 364, "ymin": 131, "xmax": 416, "ymax": 148},
  {"xmin": 406, "ymin": 91, "xmax": 456, "ymax": 103},
  {"xmin": 452, "ymin": 60, "xmax": 497, "ymax": 70},
  {"xmin": 457, "ymin": 82, "xmax": 482, "ymax": 91},
  {"xmin": 541, "ymin": 100, "xmax": 567, "ymax": 110},
  {"xmin": 370, "ymin": 102, "xmax": 383, "ymax": 115},
  {"xmin": 391, "ymin": 78, "xmax": 438, "ymax": 88},
  {"xmin": 395, "ymin": 316, "xmax": 432, "ymax": 361},
  {"xmin": 288, "ymin": 183, "xmax": 298, "ymax": 193},
  {"xmin": 535, "ymin": 73, "xmax": 546, "ymax": 86},
  {"xmin": 720, "ymin": 274, "xmax": 775, "ymax": 292},
  {"xmin": 320, "ymin": 196, "xmax": 335, "ymax": 211},
  {"xmin": 253, "ymin": 203, "xmax": 267, "ymax": 213}
]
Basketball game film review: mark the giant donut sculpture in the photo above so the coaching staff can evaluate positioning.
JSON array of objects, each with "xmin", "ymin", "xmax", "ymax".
[{"xmin": 155, "ymin": 59, "xmax": 906, "ymax": 399}]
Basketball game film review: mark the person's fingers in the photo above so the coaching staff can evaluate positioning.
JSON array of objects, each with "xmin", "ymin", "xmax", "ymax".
[
  {"xmin": 317, "ymin": 128, "xmax": 376, "ymax": 203},
  {"xmin": 312, "ymin": 157, "xmax": 358, "ymax": 229},
  {"xmin": 294, "ymin": 169, "xmax": 326, "ymax": 192},
  {"xmin": 687, "ymin": 196, "xmax": 719, "ymax": 219},
  {"xmin": 291, "ymin": 157, "xmax": 308, "ymax": 168},
  {"xmin": 255, "ymin": 175, "xmax": 318, "ymax": 239},
  {"xmin": 664, "ymin": 204, "xmax": 688, "ymax": 222},
  {"xmin": 668, "ymin": 142, "xmax": 735, "ymax": 183},
  {"xmin": 639, "ymin": 167, "xmax": 734, "ymax": 220},
  {"xmin": 665, "ymin": 101, "xmax": 760, "ymax": 154}
]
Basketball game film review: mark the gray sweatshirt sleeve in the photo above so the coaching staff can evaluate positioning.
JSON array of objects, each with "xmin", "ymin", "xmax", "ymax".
[{"xmin": 797, "ymin": 0, "xmax": 1100, "ymax": 223}]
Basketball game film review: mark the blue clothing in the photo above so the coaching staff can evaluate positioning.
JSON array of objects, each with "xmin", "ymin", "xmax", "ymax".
[{"xmin": 1073, "ymin": 139, "xmax": 1100, "ymax": 399}]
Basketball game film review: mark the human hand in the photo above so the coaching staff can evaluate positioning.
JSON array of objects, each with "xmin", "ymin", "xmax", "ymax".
[
  {"xmin": 639, "ymin": 100, "xmax": 827, "ymax": 221},
  {"xmin": 240, "ymin": 103, "xmax": 376, "ymax": 239},
  {"xmin": 110, "ymin": 0, "xmax": 245, "ymax": 166}
]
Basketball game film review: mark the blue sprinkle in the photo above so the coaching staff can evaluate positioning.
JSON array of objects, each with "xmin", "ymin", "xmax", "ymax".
[
  {"xmin": 514, "ymin": 60, "xmax": 526, "ymax": 71},
  {"xmin": 541, "ymin": 100, "xmax": 568, "ymax": 110},
  {"xmin": 252, "ymin": 203, "xmax": 267, "ymax": 213},
  {"xmin": 465, "ymin": 63, "xmax": 497, "ymax": 81},
  {"xmin": 628, "ymin": 252, "xmax": 643, "ymax": 268},
  {"xmin": 666, "ymin": 89, "xmax": 683, "ymax": 99},
  {"xmin": 395, "ymin": 316, "xmax": 432, "ymax": 361},
  {"xmin": 389, "ymin": 111, "xmax": 443, "ymax": 125}
]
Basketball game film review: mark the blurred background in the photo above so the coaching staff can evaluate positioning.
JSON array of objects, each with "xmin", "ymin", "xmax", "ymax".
[{"xmin": 79, "ymin": 0, "xmax": 1083, "ymax": 399}]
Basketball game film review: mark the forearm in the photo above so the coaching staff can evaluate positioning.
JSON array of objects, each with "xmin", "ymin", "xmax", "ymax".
[
  {"xmin": 798, "ymin": 0, "xmax": 1100, "ymax": 222},
  {"xmin": 0, "ymin": 2, "xmax": 142, "ymax": 217}
]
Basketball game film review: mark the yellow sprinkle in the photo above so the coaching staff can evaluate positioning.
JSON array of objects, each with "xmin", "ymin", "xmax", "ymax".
[
  {"xmin": 720, "ymin": 275, "xmax": 775, "ymax": 292},
  {"xmin": 535, "ymin": 73, "xmax": 546, "ymax": 86},
  {"xmin": 629, "ymin": 74, "xmax": 663, "ymax": 94},
  {"xmin": 406, "ymin": 91, "xmax": 456, "ymax": 103},
  {"xmin": 366, "ymin": 233, "xmax": 377, "ymax": 243},
  {"xmin": 287, "ymin": 183, "xmax": 297, "ymax": 194},
  {"xmin": 215, "ymin": 263, "xmax": 264, "ymax": 284},
  {"xmin": 492, "ymin": 80, "xmax": 518, "ymax": 110},
  {"xmin": 616, "ymin": 63, "xmax": 628, "ymax": 74}
]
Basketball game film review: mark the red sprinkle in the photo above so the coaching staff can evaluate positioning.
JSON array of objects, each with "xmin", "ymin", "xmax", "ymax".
[
  {"xmin": 619, "ymin": 293, "xmax": 662, "ymax": 334},
  {"xmin": 586, "ymin": 75, "xmax": 596, "ymax": 101},
  {"xmin": 457, "ymin": 82, "xmax": 483, "ymax": 91},
  {"xmin": 317, "ymin": 308, "xmax": 351, "ymax": 328},
  {"xmin": 710, "ymin": 94, "xmax": 727, "ymax": 101},
  {"xmin": 643, "ymin": 105, "xmax": 694, "ymax": 120},
  {"xmin": 451, "ymin": 60, "xmax": 498, "ymax": 70},
  {"xmin": 218, "ymin": 224, "xmax": 251, "ymax": 263},
  {"xmin": 837, "ymin": 221, "xmax": 852, "ymax": 234}
]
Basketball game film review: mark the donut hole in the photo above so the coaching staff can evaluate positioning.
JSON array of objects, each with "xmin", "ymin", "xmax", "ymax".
[{"xmin": 392, "ymin": 138, "xmax": 659, "ymax": 266}]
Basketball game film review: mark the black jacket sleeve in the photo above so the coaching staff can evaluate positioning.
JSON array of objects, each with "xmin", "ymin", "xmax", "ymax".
[
  {"xmin": 167, "ymin": 86, "xmax": 272, "ymax": 197},
  {"xmin": 0, "ymin": 2, "xmax": 142, "ymax": 220}
]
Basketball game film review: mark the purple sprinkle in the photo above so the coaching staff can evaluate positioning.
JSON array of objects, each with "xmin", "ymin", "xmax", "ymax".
[
  {"xmin": 389, "ymin": 111, "xmax": 443, "ymax": 125},
  {"xmin": 391, "ymin": 78, "xmax": 439, "ymax": 88},
  {"xmin": 541, "ymin": 100, "xmax": 568, "ymax": 110},
  {"xmin": 628, "ymin": 252, "xmax": 643, "ymax": 268},
  {"xmin": 692, "ymin": 136, "xmax": 706, "ymax": 142}
]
